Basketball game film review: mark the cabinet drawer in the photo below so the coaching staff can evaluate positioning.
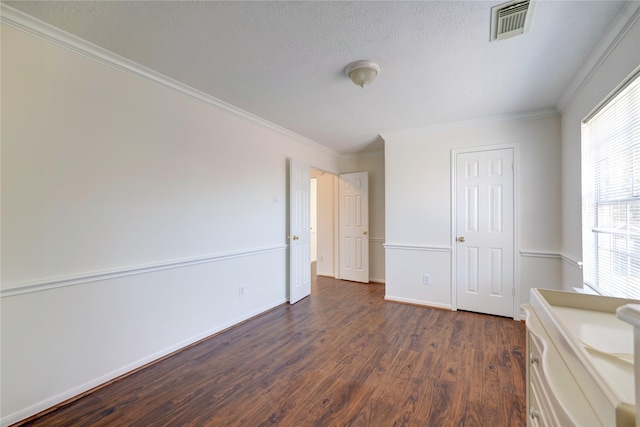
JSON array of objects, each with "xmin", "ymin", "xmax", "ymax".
[
  {"xmin": 530, "ymin": 372, "xmax": 553, "ymax": 427},
  {"xmin": 528, "ymin": 379, "xmax": 545, "ymax": 427},
  {"xmin": 525, "ymin": 305, "xmax": 601, "ymax": 426}
]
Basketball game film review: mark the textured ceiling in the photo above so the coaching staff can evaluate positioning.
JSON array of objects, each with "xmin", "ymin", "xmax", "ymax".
[{"xmin": 3, "ymin": 1, "xmax": 630, "ymax": 154}]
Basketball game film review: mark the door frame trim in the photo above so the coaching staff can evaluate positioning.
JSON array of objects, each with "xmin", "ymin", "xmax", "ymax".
[{"xmin": 450, "ymin": 143, "xmax": 520, "ymax": 320}]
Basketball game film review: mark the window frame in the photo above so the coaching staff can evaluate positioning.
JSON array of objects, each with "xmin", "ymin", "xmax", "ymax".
[{"xmin": 581, "ymin": 68, "xmax": 640, "ymax": 299}]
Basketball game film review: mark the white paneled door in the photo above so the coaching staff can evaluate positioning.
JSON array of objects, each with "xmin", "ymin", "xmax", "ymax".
[
  {"xmin": 339, "ymin": 172, "xmax": 369, "ymax": 283},
  {"xmin": 455, "ymin": 148, "xmax": 515, "ymax": 318},
  {"xmin": 289, "ymin": 159, "xmax": 311, "ymax": 304}
]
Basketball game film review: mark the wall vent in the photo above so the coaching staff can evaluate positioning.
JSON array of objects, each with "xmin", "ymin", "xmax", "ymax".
[{"xmin": 490, "ymin": 0, "xmax": 535, "ymax": 42}]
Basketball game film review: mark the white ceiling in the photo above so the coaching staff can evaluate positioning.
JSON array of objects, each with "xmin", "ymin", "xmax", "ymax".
[{"xmin": 4, "ymin": 1, "xmax": 630, "ymax": 154}]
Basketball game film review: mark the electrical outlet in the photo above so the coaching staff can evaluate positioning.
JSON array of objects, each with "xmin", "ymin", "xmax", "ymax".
[
  {"xmin": 320, "ymin": 255, "xmax": 324, "ymax": 261},
  {"xmin": 238, "ymin": 285, "xmax": 245, "ymax": 298},
  {"xmin": 423, "ymin": 274, "xmax": 431, "ymax": 285}
]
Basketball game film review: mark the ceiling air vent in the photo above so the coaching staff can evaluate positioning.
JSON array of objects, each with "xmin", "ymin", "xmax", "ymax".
[{"xmin": 490, "ymin": 0, "xmax": 535, "ymax": 42}]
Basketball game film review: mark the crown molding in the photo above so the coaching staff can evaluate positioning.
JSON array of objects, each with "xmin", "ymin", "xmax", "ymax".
[
  {"xmin": 0, "ymin": 4, "xmax": 339, "ymax": 158},
  {"xmin": 340, "ymin": 149, "xmax": 385, "ymax": 160},
  {"xmin": 556, "ymin": 2, "xmax": 640, "ymax": 112},
  {"xmin": 380, "ymin": 108, "xmax": 559, "ymax": 141}
]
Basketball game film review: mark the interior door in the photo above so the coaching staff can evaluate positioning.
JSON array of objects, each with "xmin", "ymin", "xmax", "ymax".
[
  {"xmin": 339, "ymin": 172, "xmax": 369, "ymax": 283},
  {"xmin": 289, "ymin": 159, "xmax": 311, "ymax": 304},
  {"xmin": 455, "ymin": 148, "xmax": 514, "ymax": 318}
]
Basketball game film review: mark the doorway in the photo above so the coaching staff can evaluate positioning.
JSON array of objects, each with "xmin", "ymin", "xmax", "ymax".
[
  {"xmin": 291, "ymin": 166, "xmax": 370, "ymax": 302},
  {"xmin": 310, "ymin": 168, "xmax": 338, "ymax": 283}
]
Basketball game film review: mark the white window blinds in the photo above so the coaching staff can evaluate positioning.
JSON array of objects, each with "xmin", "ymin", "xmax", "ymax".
[{"xmin": 582, "ymin": 70, "xmax": 640, "ymax": 299}]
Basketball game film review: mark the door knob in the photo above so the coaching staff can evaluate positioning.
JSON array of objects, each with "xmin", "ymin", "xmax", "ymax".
[
  {"xmin": 457, "ymin": 237, "xmax": 465, "ymax": 242},
  {"xmin": 363, "ymin": 231, "xmax": 368, "ymax": 235},
  {"xmin": 293, "ymin": 235, "xmax": 299, "ymax": 240}
]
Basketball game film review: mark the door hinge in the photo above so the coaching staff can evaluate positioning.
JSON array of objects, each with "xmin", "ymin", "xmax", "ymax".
[{"xmin": 512, "ymin": 288, "xmax": 516, "ymax": 296}]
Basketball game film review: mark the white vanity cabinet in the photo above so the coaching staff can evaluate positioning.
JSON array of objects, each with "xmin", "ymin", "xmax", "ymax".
[
  {"xmin": 522, "ymin": 289, "xmax": 637, "ymax": 427},
  {"xmin": 617, "ymin": 304, "xmax": 640, "ymax": 427}
]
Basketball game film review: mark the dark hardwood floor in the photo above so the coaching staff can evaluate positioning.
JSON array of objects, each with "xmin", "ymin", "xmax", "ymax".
[{"xmin": 18, "ymin": 272, "xmax": 526, "ymax": 426}]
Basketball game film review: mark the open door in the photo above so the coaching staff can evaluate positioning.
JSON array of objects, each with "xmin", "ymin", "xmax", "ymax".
[
  {"xmin": 339, "ymin": 172, "xmax": 369, "ymax": 283},
  {"xmin": 289, "ymin": 159, "xmax": 311, "ymax": 304}
]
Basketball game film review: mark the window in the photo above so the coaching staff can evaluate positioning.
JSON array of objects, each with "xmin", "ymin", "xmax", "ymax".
[{"xmin": 582, "ymin": 70, "xmax": 640, "ymax": 299}]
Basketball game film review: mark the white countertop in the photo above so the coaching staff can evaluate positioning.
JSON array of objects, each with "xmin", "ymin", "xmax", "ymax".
[{"xmin": 554, "ymin": 305, "xmax": 635, "ymax": 403}]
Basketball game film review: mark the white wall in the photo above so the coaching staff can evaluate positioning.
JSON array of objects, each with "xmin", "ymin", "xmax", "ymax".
[
  {"xmin": 559, "ymin": 6, "xmax": 640, "ymax": 291},
  {"xmin": 383, "ymin": 114, "xmax": 562, "ymax": 310},
  {"xmin": 340, "ymin": 152, "xmax": 386, "ymax": 283},
  {"xmin": 1, "ymin": 18, "xmax": 339, "ymax": 425}
]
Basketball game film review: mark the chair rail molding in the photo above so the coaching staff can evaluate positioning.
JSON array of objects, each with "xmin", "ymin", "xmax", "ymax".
[
  {"xmin": 1, "ymin": 245, "xmax": 287, "ymax": 298},
  {"xmin": 384, "ymin": 243, "xmax": 452, "ymax": 252},
  {"xmin": 519, "ymin": 250, "xmax": 583, "ymax": 270}
]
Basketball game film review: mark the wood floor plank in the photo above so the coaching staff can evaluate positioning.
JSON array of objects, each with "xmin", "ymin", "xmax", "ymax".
[
  {"xmin": 17, "ymin": 274, "xmax": 526, "ymax": 427},
  {"xmin": 376, "ymin": 349, "xmax": 429, "ymax": 426}
]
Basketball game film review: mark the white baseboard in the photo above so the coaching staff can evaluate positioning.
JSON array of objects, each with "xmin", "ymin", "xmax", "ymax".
[
  {"xmin": 384, "ymin": 295, "xmax": 452, "ymax": 310},
  {"xmin": 0, "ymin": 298, "xmax": 286, "ymax": 427}
]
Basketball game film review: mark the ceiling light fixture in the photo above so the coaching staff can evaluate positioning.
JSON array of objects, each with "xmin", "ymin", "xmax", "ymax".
[{"xmin": 345, "ymin": 60, "xmax": 380, "ymax": 88}]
